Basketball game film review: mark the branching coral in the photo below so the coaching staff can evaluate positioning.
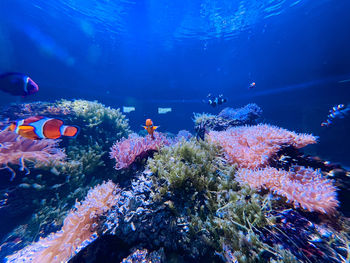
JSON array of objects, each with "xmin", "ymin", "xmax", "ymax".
[
  {"xmin": 57, "ymin": 99, "xmax": 130, "ymax": 138},
  {"xmin": 110, "ymin": 132, "xmax": 170, "ymax": 170},
  {"xmin": 6, "ymin": 181, "xmax": 120, "ymax": 263},
  {"xmin": 0, "ymin": 131, "xmax": 65, "ymax": 179},
  {"xmin": 121, "ymin": 248, "xmax": 165, "ymax": 263},
  {"xmin": 207, "ymin": 124, "xmax": 317, "ymax": 169},
  {"xmin": 193, "ymin": 104, "xmax": 262, "ymax": 132},
  {"xmin": 218, "ymin": 104, "xmax": 262, "ymax": 123},
  {"xmin": 236, "ymin": 166, "xmax": 338, "ymax": 213},
  {"xmin": 59, "ymin": 141, "xmax": 105, "ymax": 176},
  {"xmin": 193, "ymin": 112, "xmax": 216, "ymax": 127}
]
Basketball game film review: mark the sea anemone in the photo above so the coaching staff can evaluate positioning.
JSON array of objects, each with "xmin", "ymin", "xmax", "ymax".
[
  {"xmin": 110, "ymin": 132, "xmax": 170, "ymax": 170},
  {"xmin": 207, "ymin": 124, "xmax": 317, "ymax": 169},
  {"xmin": 6, "ymin": 181, "xmax": 120, "ymax": 263},
  {"xmin": 0, "ymin": 131, "xmax": 65, "ymax": 180},
  {"xmin": 236, "ymin": 166, "xmax": 338, "ymax": 213}
]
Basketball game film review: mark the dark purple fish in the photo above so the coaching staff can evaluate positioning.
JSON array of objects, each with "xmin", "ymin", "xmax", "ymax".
[{"xmin": 0, "ymin": 72, "xmax": 39, "ymax": 97}]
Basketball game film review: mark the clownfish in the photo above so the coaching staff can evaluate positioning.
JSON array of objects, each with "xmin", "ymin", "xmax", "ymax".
[
  {"xmin": 8, "ymin": 116, "xmax": 79, "ymax": 140},
  {"xmin": 143, "ymin": 119, "xmax": 158, "ymax": 139},
  {"xmin": 206, "ymin": 94, "xmax": 227, "ymax": 107},
  {"xmin": 321, "ymin": 104, "xmax": 349, "ymax": 127}
]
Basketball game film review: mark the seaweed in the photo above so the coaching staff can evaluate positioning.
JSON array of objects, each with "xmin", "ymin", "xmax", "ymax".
[{"xmin": 147, "ymin": 139, "xmax": 295, "ymax": 262}]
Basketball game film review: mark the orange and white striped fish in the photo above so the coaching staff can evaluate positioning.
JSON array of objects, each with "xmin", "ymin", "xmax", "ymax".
[
  {"xmin": 8, "ymin": 116, "xmax": 79, "ymax": 140},
  {"xmin": 143, "ymin": 118, "xmax": 158, "ymax": 139}
]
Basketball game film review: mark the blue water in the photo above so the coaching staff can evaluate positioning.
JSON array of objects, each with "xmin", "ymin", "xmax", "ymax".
[{"xmin": 0, "ymin": 0, "xmax": 349, "ymax": 164}]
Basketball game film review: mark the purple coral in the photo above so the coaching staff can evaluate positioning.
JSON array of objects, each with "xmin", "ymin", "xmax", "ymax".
[
  {"xmin": 0, "ymin": 131, "xmax": 66, "ymax": 180},
  {"xmin": 218, "ymin": 103, "xmax": 262, "ymax": 123}
]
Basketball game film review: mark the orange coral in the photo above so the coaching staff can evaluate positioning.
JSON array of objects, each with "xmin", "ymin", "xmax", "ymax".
[
  {"xmin": 207, "ymin": 124, "xmax": 317, "ymax": 169},
  {"xmin": 0, "ymin": 131, "xmax": 65, "ymax": 179},
  {"xmin": 7, "ymin": 181, "xmax": 120, "ymax": 263},
  {"xmin": 236, "ymin": 167, "xmax": 338, "ymax": 213}
]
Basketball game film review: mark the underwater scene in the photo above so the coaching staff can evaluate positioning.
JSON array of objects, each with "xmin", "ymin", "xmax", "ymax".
[{"xmin": 0, "ymin": 0, "xmax": 350, "ymax": 262}]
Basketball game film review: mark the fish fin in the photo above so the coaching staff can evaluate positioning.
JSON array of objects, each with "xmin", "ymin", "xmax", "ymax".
[
  {"xmin": 143, "ymin": 126, "xmax": 148, "ymax": 130},
  {"xmin": 18, "ymin": 125, "xmax": 34, "ymax": 131},
  {"xmin": 2, "ymin": 125, "xmax": 11, "ymax": 132},
  {"xmin": 152, "ymin": 126, "xmax": 159, "ymax": 130},
  {"xmin": 18, "ymin": 129, "xmax": 39, "ymax": 140},
  {"xmin": 23, "ymin": 116, "xmax": 44, "ymax": 125},
  {"xmin": 61, "ymin": 125, "xmax": 79, "ymax": 138}
]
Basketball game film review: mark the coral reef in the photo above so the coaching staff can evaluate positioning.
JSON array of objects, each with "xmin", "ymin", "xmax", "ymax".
[
  {"xmin": 261, "ymin": 208, "xmax": 350, "ymax": 263},
  {"xmin": 148, "ymin": 139, "xmax": 231, "ymax": 200},
  {"xmin": 0, "ymin": 99, "xmax": 131, "ymax": 253},
  {"xmin": 147, "ymin": 139, "xmax": 292, "ymax": 262},
  {"xmin": 56, "ymin": 99, "xmax": 130, "ymax": 145},
  {"xmin": 6, "ymin": 181, "xmax": 119, "ymax": 263},
  {"xmin": 110, "ymin": 132, "xmax": 170, "ymax": 170},
  {"xmin": 218, "ymin": 104, "xmax": 262, "ymax": 123},
  {"xmin": 100, "ymin": 172, "xmax": 178, "ymax": 248},
  {"xmin": 207, "ymin": 124, "xmax": 317, "ymax": 169},
  {"xmin": 121, "ymin": 248, "xmax": 165, "ymax": 263},
  {"xmin": 206, "ymin": 124, "xmax": 339, "ymax": 214},
  {"xmin": 193, "ymin": 103, "xmax": 262, "ymax": 132},
  {"xmin": 173, "ymin": 129, "xmax": 193, "ymax": 142},
  {"xmin": 0, "ymin": 131, "xmax": 65, "ymax": 180},
  {"xmin": 4, "ymin": 135, "xmax": 349, "ymax": 263},
  {"xmin": 0, "ymin": 101, "xmax": 70, "ymax": 121},
  {"xmin": 1, "ymin": 99, "xmax": 349, "ymax": 263},
  {"xmin": 0, "ymin": 99, "xmax": 131, "ymax": 153},
  {"xmin": 236, "ymin": 166, "xmax": 338, "ymax": 213},
  {"xmin": 59, "ymin": 141, "xmax": 105, "ymax": 176}
]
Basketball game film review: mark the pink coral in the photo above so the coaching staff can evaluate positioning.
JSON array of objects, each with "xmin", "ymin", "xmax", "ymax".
[
  {"xmin": 207, "ymin": 124, "xmax": 337, "ymax": 213},
  {"xmin": 236, "ymin": 167, "xmax": 338, "ymax": 213},
  {"xmin": 0, "ymin": 131, "xmax": 66, "ymax": 179},
  {"xmin": 207, "ymin": 124, "xmax": 317, "ymax": 169},
  {"xmin": 110, "ymin": 132, "xmax": 170, "ymax": 170},
  {"xmin": 7, "ymin": 181, "xmax": 120, "ymax": 263}
]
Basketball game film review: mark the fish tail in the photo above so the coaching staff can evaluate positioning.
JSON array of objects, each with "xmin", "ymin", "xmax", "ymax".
[{"xmin": 61, "ymin": 125, "xmax": 80, "ymax": 138}]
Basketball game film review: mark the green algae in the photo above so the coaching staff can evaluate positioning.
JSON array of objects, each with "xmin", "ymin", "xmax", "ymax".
[
  {"xmin": 193, "ymin": 112, "xmax": 216, "ymax": 127},
  {"xmin": 147, "ymin": 139, "xmax": 296, "ymax": 262},
  {"xmin": 148, "ymin": 139, "xmax": 234, "ymax": 202},
  {"xmin": 57, "ymin": 99, "xmax": 131, "ymax": 147}
]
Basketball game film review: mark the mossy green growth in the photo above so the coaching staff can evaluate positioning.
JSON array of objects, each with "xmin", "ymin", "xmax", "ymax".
[
  {"xmin": 58, "ymin": 141, "xmax": 105, "ymax": 176},
  {"xmin": 193, "ymin": 112, "xmax": 216, "ymax": 127},
  {"xmin": 148, "ymin": 139, "xmax": 296, "ymax": 262},
  {"xmin": 148, "ymin": 139, "xmax": 234, "ymax": 203},
  {"xmin": 214, "ymin": 188, "xmax": 271, "ymax": 262},
  {"xmin": 57, "ymin": 99, "xmax": 131, "ymax": 147}
]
